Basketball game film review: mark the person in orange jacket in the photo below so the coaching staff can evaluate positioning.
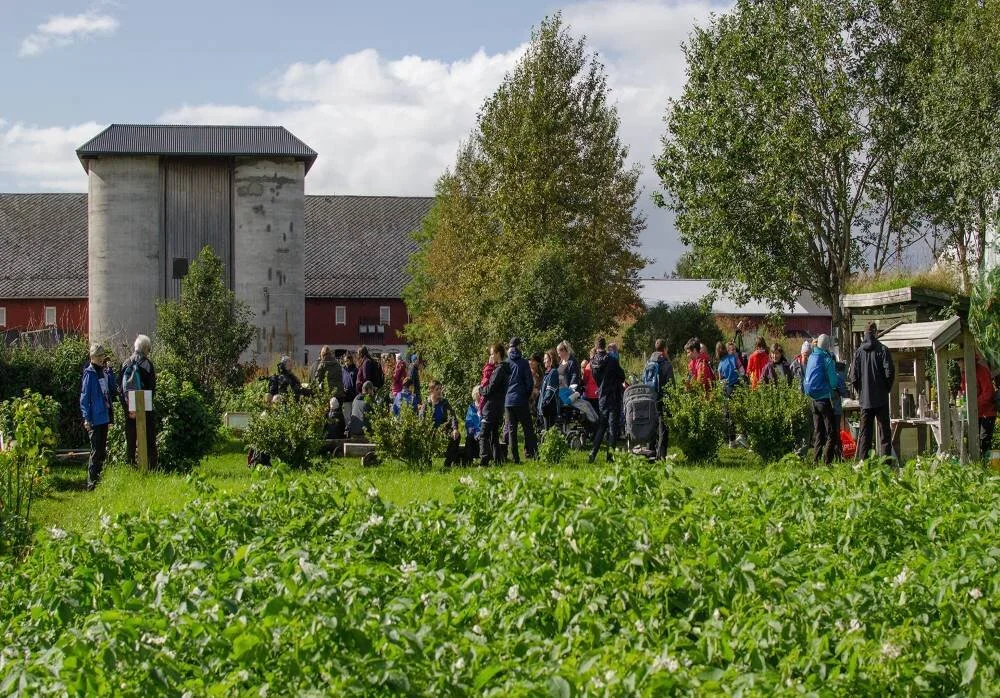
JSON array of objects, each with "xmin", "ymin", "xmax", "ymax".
[{"xmin": 746, "ymin": 336, "xmax": 770, "ymax": 388}]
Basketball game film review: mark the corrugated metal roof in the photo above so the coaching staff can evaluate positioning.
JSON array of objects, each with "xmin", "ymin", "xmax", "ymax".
[
  {"xmin": 639, "ymin": 279, "xmax": 831, "ymax": 317},
  {"xmin": 0, "ymin": 193, "xmax": 432, "ymax": 300},
  {"xmin": 77, "ymin": 124, "xmax": 318, "ymax": 172}
]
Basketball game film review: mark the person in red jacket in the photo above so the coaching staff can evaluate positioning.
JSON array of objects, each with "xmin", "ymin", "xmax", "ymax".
[
  {"xmin": 685, "ymin": 338, "xmax": 714, "ymax": 392},
  {"xmin": 746, "ymin": 336, "xmax": 770, "ymax": 388},
  {"xmin": 961, "ymin": 354, "xmax": 997, "ymax": 458},
  {"xmin": 391, "ymin": 353, "xmax": 407, "ymax": 398}
]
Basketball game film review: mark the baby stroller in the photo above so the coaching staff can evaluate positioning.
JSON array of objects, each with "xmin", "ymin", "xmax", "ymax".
[{"xmin": 623, "ymin": 384, "xmax": 659, "ymax": 458}]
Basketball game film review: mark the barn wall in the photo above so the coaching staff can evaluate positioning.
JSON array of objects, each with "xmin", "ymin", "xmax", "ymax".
[
  {"xmin": 0, "ymin": 299, "xmax": 88, "ymax": 333},
  {"xmin": 305, "ymin": 298, "xmax": 408, "ymax": 351}
]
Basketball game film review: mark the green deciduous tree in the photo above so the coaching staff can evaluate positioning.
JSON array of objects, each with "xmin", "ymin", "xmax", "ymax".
[
  {"xmin": 622, "ymin": 302, "xmax": 722, "ymax": 361},
  {"xmin": 156, "ymin": 246, "xmax": 255, "ymax": 396},
  {"xmin": 405, "ymin": 14, "xmax": 646, "ymax": 391},
  {"xmin": 903, "ymin": 0, "xmax": 1000, "ymax": 290},
  {"xmin": 656, "ymin": 0, "xmax": 936, "ymax": 341}
]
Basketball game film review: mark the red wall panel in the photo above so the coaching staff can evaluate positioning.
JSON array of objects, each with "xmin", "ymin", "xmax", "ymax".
[
  {"xmin": 0, "ymin": 299, "xmax": 88, "ymax": 333},
  {"xmin": 305, "ymin": 298, "xmax": 408, "ymax": 347}
]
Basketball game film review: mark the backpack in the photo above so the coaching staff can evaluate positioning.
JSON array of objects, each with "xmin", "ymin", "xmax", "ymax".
[
  {"xmin": 121, "ymin": 359, "xmax": 142, "ymax": 392},
  {"xmin": 803, "ymin": 353, "xmax": 832, "ymax": 398},
  {"xmin": 642, "ymin": 359, "xmax": 661, "ymax": 395}
]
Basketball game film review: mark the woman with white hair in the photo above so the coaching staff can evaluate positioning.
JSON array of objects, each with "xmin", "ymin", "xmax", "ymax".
[{"xmin": 120, "ymin": 333, "xmax": 158, "ymax": 469}]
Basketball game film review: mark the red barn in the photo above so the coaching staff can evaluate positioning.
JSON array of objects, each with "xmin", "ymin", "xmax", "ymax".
[{"xmin": 0, "ymin": 192, "xmax": 432, "ymax": 357}]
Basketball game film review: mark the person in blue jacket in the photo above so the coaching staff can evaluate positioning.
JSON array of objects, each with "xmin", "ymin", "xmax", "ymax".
[
  {"xmin": 504, "ymin": 337, "xmax": 537, "ymax": 463},
  {"xmin": 80, "ymin": 343, "xmax": 116, "ymax": 490},
  {"xmin": 803, "ymin": 334, "xmax": 839, "ymax": 465}
]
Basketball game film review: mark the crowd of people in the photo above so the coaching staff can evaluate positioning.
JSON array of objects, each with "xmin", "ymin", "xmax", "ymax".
[{"xmin": 78, "ymin": 323, "xmax": 997, "ymax": 485}]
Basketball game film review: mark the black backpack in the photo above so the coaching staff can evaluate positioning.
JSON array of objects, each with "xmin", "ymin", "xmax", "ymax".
[{"xmin": 369, "ymin": 359, "xmax": 385, "ymax": 389}]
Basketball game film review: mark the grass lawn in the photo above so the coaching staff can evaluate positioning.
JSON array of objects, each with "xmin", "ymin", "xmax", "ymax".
[{"xmin": 33, "ymin": 445, "xmax": 803, "ymax": 537}]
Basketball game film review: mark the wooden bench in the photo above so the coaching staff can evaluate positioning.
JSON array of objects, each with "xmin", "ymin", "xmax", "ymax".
[{"xmin": 343, "ymin": 442, "xmax": 376, "ymax": 458}]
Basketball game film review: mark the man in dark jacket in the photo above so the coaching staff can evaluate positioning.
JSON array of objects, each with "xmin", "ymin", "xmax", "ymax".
[
  {"xmin": 504, "ymin": 337, "xmax": 537, "ymax": 463},
  {"xmin": 589, "ymin": 337, "xmax": 626, "ymax": 463},
  {"xmin": 648, "ymin": 338, "xmax": 675, "ymax": 459},
  {"xmin": 851, "ymin": 322, "xmax": 895, "ymax": 460},
  {"xmin": 81, "ymin": 343, "xmax": 115, "ymax": 490},
  {"xmin": 479, "ymin": 344, "xmax": 511, "ymax": 466},
  {"xmin": 356, "ymin": 346, "xmax": 384, "ymax": 392},
  {"xmin": 310, "ymin": 345, "xmax": 344, "ymax": 399},
  {"xmin": 268, "ymin": 356, "xmax": 303, "ymax": 399}
]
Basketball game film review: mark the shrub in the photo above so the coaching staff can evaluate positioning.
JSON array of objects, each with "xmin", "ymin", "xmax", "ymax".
[
  {"xmin": 663, "ymin": 381, "xmax": 727, "ymax": 462},
  {"xmin": 368, "ymin": 402, "xmax": 445, "ymax": 471},
  {"xmin": 108, "ymin": 371, "xmax": 220, "ymax": 472},
  {"xmin": 1, "ymin": 392, "xmax": 56, "ymax": 556},
  {"xmin": 716, "ymin": 445, "xmax": 764, "ymax": 469},
  {"xmin": 538, "ymin": 427, "xmax": 570, "ymax": 465},
  {"xmin": 0, "ymin": 336, "xmax": 94, "ymax": 448},
  {"xmin": 728, "ymin": 382, "xmax": 811, "ymax": 462},
  {"xmin": 219, "ymin": 379, "xmax": 270, "ymax": 414},
  {"xmin": 622, "ymin": 302, "xmax": 723, "ymax": 361},
  {"xmin": 243, "ymin": 396, "xmax": 326, "ymax": 469}
]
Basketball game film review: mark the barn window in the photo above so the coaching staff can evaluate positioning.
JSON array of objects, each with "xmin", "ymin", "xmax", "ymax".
[
  {"xmin": 335, "ymin": 306, "xmax": 346, "ymax": 325},
  {"xmin": 172, "ymin": 258, "xmax": 189, "ymax": 280},
  {"xmin": 44, "ymin": 306, "xmax": 56, "ymax": 326},
  {"xmin": 379, "ymin": 306, "xmax": 391, "ymax": 325},
  {"xmin": 0, "ymin": 307, "xmax": 6, "ymax": 327}
]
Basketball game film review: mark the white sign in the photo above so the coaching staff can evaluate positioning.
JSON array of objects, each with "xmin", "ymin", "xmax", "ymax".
[{"xmin": 128, "ymin": 390, "xmax": 153, "ymax": 412}]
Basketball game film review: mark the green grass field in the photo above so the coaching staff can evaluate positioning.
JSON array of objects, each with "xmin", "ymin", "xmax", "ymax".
[{"xmin": 33, "ymin": 445, "xmax": 801, "ymax": 537}]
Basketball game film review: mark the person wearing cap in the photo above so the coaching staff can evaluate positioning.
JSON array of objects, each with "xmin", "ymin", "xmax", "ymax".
[
  {"xmin": 80, "ymin": 343, "xmax": 116, "ymax": 490},
  {"xmin": 391, "ymin": 353, "xmax": 408, "ymax": 399},
  {"xmin": 504, "ymin": 337, "xmax": 537, "ymax": 463},
  {"xmin": 268, "ymin": 355, "xmax": 303, "ymax": 399}
]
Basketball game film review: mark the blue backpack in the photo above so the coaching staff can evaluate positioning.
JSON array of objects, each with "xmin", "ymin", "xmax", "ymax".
[
  {"xmin": 642, "ymin": 359, "xmax": 662, "ymax": 394},
  {"xmin": 803, "ymin": 352, "xmax": 832, "ymax": 398}
]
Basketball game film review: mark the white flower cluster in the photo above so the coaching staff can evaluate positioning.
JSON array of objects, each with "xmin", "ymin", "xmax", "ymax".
[
  {"xmin": 892, "ymin": 567, "xmax": 909, "ymax": 587},
  {"xmin": 366, "ymin": 487, "xmax": 379, "ymax": 499},
  {"xmin": 459, "ymin": 475, "xmax": 474, "ymax": 487},
  {"xmin": 652, "ymin": 651, "xmax": 680, "ymax": 673},
  {"xmin": 399, "ymin": 560, "xmax": 417, "ymax": 575},
  {"xmin": 48, "ymin": 527, "xmax": 67, "ymax": 540},
  {"xmin": 881, "ymin": 642, "xmax": 902, "ymax": 659},
  {"xmin": 367, "ymin": 514, "xmax": 384, "ymax": 526},
  {"xmin": 507, "ymin": 584, "xmax": 522, "ymax": 603},
  {"xmin": 969, "ymin": 588, "xmax": 983, "ymax": 600}
]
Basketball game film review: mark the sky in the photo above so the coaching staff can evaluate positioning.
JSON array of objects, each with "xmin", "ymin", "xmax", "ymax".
[{"xmin": 0, "ymin": 0, "xmax": 732, "ymax": 275}]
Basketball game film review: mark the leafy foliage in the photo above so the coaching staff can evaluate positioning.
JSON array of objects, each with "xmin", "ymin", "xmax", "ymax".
[
  {"xmin": 405, "ymin": 14, "xmax": 646, "ymax": 391},
  {"xmin": 663, "ymin": 381, "xmax": 727, "ymax": 462},
  {"xmin": 368, "ymin": 402, "xmax": 446, "ymax": 472},
  {"xmin": 970, "ymin": 263, "xmax": 1000, "ymax": 370},
  {"xmin": 538, "ymin": 426, "xmax": 570, "ymax": 466},
  {"xmin": 728, "ymin": 383, "xmax": 812, "ymax": 462},
  {"xmin": 2, "ymin": 458, "xmax": 999, "ymax": 694},
  {"xmin": 1, "ymin": 392, "xmax": 55, "ymax": 556},
  {"xmin": 0, "ymin": 335, "xmax": 95, "ymax": 447},
  {"xmin": 655, "ymin": 0, "xmax": 992, "ymax": 338},
  {"xmin": 622, "ymin": 302, "xmax": 723, "ymax": 360},
  {"xmin": 156, "ymin": 246, "xmax": 255, "ymax": 397},
  {"xmin": 243, "ymin": 396, "xmax": 326, "ymax": 470}
]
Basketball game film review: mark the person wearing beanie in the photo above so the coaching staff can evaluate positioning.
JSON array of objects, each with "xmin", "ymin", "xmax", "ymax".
[
  {"xmin": 790, "ymin": 340, "xmax": 812, "ymax": 391},
  {"xmin": 325, "ymin": 396, "xmax": 346, "ymax": 440},
  {"xmin": 269, "ymin": 355, "xmax": 303, "ymax": 399}
]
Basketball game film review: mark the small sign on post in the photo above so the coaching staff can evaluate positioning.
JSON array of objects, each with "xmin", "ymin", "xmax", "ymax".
[{"xmin": 128, "ymin": 390, "xmax": 153, "ymax": 473}]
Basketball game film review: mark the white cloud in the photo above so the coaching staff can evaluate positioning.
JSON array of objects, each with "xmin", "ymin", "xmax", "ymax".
[
  {"xmin": 20, "ymin": 10, "xmax": 120, "ymax": 57},
  {"xmin": 2, "ymin": 0, "xmax": 727, "ymax": 270},
  {"xmin": 0, "ymin": 121, "xmax": 102, "ymax": 190}
]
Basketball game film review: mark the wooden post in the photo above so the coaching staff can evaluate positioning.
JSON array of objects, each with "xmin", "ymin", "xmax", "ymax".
[
  {"xmin": 934, "ymin": 347, "xmax": 951, "ymax": 457},
  {"xmin": 135, "ymin": 390, "xmax": 148, "ymax": 473},
  {"xmin": 963, "ymin": 331, "xmax": 980, "ymax": 462}
]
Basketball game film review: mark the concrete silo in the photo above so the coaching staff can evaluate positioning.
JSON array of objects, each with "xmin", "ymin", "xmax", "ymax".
[{"xmin": 76, "ymin": 124, "xmax": 316, "ymax": 365}]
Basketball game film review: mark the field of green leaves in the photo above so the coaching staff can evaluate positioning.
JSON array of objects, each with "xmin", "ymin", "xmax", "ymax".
[{"xmin": 2, "ymin": 457, "xmax": 998, "ymax": 695}]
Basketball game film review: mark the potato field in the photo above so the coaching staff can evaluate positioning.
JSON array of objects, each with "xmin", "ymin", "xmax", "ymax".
[{"xmin": 1, "ymin": 457, "xmax": 998, "ymax": 696}]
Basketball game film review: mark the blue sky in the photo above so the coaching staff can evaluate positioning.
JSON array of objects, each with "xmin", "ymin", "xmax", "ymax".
[{"xmin": 0, "ymin": 0, "xmax": 730, "ymax": 273}]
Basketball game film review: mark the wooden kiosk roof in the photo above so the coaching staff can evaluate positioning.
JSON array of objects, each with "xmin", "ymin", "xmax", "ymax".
[{"xmin": 878, "ymin": 317, "xmax": 963, "ymax": 351}]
